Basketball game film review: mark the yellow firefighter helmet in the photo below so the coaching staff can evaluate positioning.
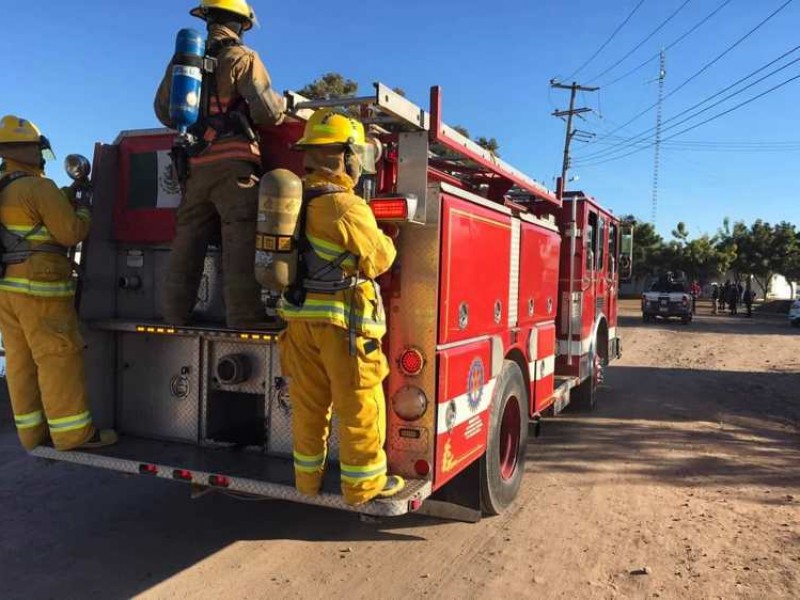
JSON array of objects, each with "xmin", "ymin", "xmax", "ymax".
[
  {"xmin": 190, "ymin": 0, "xmax": 257, "ymax": 31},
  {"xmin": 0, "ymin": 115, "xmax": 55, "ymax": 160},
  {"xmin": 295, "ymin": 109, "xmax": 366, "ymax": 148}
]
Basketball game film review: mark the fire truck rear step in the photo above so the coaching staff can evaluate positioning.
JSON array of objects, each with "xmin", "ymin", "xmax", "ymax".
[{"xmin": 29, "ymin": 437, "xmax": 431, "ymax": 517}]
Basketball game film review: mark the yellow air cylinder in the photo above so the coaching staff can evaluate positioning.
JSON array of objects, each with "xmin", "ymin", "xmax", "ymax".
[{"xmin": 255, "ymin": 168, "xmax": 303, "ymax": 293}]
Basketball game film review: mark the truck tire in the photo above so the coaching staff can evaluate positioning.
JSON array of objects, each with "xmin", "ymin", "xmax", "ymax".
[
  {"xmin": 569, "ymin": 351, "xmax": 599, "ymax": 412},
  {"xmin": 480, "ymin": 360, "xmax": 528, "ymax": 516}
]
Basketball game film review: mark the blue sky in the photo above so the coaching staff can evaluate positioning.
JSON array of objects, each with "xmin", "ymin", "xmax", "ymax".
[{"xmin": 2, "ymin": 0, "xmax": 798, "ymax": 238}]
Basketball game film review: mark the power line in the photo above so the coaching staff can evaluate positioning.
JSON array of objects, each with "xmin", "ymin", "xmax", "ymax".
[
  {"xmin": 575, "ymin": 46, "xmax": 800, "ymax": 162},
  {"xmin": 586, "ymin": 0, "xmax": 692, "ymax": 83},
  {"xmin": 600, "ymin": 0, "xmax": 735, "ymax": 89},
  {"xmin": 578, "ymin": 0, "xmax": 796, "ymax": 150},
  {"xmin": 564, "ymin": 0, "xmax": 648, "ymax": 81},
  {"xmin": 575, "ymin": 72, "xmax": 800, "ymax": 167},
  {"xmin": 576, "ymin": 45, "xmax": 800, "ymax": 162}
]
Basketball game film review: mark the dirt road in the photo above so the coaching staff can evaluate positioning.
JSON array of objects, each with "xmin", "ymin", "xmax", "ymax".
[{"xmin": 1, "ymin": 300, "xmax": 798, "ymax": 600}]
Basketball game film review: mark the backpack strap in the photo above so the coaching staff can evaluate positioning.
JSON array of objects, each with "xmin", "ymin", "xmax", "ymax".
[{"xmin": 0, "ymin": 171, "xmax": 31, "ymax": 195}]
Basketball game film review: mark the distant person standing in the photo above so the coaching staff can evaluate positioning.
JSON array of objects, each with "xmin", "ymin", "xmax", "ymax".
[
  {"xmin": 744, "ymin": 282, "xmax": 754, "ymax": 318},
  {"xmin": 711, "ymin": 283, "xmax": 719, "ymax": 314},
  {"xmin": 721, "ymin": 280, "xmax": 731, "ymax": 312},
  {"xmin": 690, "ymin": 280, "xmax": 701, "ymax": 315},
  {"xmin": 737, "ymin": 282, "xmax": 745, "ymax": 304},
  {"xmin": 728, "ymin": 282, "xmax": 739, "ymax": 316}
]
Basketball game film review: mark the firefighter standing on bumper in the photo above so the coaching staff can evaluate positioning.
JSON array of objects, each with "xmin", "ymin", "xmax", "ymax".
[
  {"xmin": 278, "ymin": 109, "xmax": 405, "ymax": 505},
  {"xmin": 0, "ymin": 116, "xmax": 117, "ymax": 451},
  {"xmin": 155, "ymin": 0, "xmax": 285, "ymax": 328}
]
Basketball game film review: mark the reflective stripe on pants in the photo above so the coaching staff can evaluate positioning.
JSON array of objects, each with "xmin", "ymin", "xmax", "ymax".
[
  {"xmin": 278, "ymin": 321, "xmax": 390, "ymax": 505},
  {"xmin": 0, "ymin": 291, "xmax": 94, "ymax": 450}
]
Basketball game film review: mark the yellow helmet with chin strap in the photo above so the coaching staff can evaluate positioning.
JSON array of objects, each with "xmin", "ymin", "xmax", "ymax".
[
  {"xmin": 295, "ymin": 109, "xmax": 366, "ymax": 148},
  {"xmin": 0, "ymin": 115, "xmax": 55, "ymax": 160},
  {"xmin": 190, "ymin": 0, "xmax": 257, "ymax": 31}
]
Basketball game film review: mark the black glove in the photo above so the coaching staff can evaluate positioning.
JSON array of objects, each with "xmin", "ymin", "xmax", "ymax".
[{"xmin": 70, "ymin": 180, "xmax": 93, "ymax": 209}]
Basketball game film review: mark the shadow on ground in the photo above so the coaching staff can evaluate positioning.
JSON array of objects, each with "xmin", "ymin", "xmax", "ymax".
[{"xmin": 526, "ymin": 364, "xmax": 800, "ymax": 497}]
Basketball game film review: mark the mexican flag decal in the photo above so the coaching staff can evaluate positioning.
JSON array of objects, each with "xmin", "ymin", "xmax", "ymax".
[{"xmin": 127, "ymin": 150, "xmax": 182, "ymax": 210}]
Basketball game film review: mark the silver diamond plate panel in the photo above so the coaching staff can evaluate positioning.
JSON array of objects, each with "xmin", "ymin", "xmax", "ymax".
[
  {"xmin": 29, "ymin": 445, "xmax": 431, "ymax": 517},
  {"xmin": 508, "ymin": 218, "xmax": 521, "ymax": 327},
  {"xmin": 385, "ymin": 184, "xmax": 441, "ymax": 480},
  {"xmin": 118, "ymin": 334, "xmax": 201, "ymax": 442},
  {"xmin": 266, "ymin": 346, "xmax": 342, "ymax": 461}
]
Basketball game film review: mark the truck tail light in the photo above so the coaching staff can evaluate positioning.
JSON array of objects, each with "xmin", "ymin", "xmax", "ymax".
[
  {"xmin": 173, "ymin": 469, "xmax": 193, "ymax": 481},
  {"xmin": 399, "ymin": 348, "xmax": 425, "ymax": 376},
  {"xmin": 209, "ymin": 475, "xmax": 231, "ymax": 488},
  {"xmin": 139, "ymin": 463, "xmax": 159, "ymax": 476},
  {"xmin": 391, "ymin": 386, "xmax": 428, "ymax": 421},
  {"xmin": 414, "ymin": 460, "xmax": 431, "ymax": 477},
  {"xmin": 369, "ymin": 195, "xmax": 417, "ymax": 221}
]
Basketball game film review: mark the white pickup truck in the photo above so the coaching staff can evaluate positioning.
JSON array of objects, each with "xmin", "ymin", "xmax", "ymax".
[{"xmin": 642, "ymin": 278, "xmax": 693, "ymax": 324}]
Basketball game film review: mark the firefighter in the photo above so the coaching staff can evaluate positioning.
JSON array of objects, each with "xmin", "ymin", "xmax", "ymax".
[
  {"xmin": 154, "ymin": 0, "xmax": 286, "ymax": 329},
  {"xmin": 277, "ymin": 109, "xmax": 405, "ymax": 505},
  {"xmin": 0, "ymin": 116, "xmax": 117, "ymax": 451}
]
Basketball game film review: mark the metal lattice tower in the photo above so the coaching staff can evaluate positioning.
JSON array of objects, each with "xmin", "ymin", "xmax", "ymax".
[{"xmin": 651, "ymin": 50, "xmax": 667, "ymax": 225}]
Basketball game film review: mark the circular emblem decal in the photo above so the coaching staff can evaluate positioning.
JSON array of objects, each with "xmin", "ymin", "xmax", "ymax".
[{"xmin": 466, "ymin": 358, "xmax": 485, "ymax": 412}]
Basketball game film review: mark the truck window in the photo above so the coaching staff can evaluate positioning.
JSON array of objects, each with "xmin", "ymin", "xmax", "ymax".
[
  {"xmin": 586, "ymin": 211, "xmax": 598, "ymax": 271},
  {"xmin": 609, "ymin": 222, "xmax": 618, "ymax": 273},
  {"xmin": 597, "ymin": 217, "xmax": 606, "ymax": 271}
]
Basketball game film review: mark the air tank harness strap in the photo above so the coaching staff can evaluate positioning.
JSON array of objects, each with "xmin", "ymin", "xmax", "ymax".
[
  {"xmin": 0, "ymin": 172, "xmax": 67, "ymax": 274},
  {"xmin": 295, "ymin": 184, "xmax": 363, "ymax": 356}
]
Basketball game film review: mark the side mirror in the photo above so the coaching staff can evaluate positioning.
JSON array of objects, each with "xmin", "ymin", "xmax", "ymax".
[
  {"xmin": 619, "ymin": 226, "xmax": 634, "ymax": 282},
  {"xmin": 64, "ymin": 154, "xmax": 91, "ymax": 182}
]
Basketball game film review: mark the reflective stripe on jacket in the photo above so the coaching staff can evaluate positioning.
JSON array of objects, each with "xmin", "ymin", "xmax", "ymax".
[
  {"xmin": 0, "ymin": 160, "xmax": 89, "ymax": 298},
  {"xmin": 278, "ymin": 171, "xmax": 396, "ymax": 339}
]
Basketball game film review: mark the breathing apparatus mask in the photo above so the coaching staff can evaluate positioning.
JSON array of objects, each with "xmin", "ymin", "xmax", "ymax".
[{"xmin": 345, "ymin": 137, "xmax": 381, "ymax": 183}]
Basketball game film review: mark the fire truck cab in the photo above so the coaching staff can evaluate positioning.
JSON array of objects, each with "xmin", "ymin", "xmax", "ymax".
[{"xmin": 32, "ymin": 84, "xmax": 629, "ymax": 520}]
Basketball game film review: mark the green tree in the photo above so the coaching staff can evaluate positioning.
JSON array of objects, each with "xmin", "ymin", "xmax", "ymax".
[
  {"xmin": 298, "ymin": 72, "xmax": 358, "ymax": 100},
  {"xmin": 476, "ymin": 136, "xmax": 501, "ymax": 157}
]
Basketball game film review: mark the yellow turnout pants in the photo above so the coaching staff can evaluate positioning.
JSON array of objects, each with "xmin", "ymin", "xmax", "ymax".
[
  {"xmin": 278, "ymin": 321, "xmax": 389, "ymax": 505},
  {"xmin": 0, "ymin": 291, "xmax": 94, "ymax": 450}
]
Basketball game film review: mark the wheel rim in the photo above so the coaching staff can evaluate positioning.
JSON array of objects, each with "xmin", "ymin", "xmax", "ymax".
[{"xmin": 498, "ymin": 395, "xmax": 522, "ymax": 481}]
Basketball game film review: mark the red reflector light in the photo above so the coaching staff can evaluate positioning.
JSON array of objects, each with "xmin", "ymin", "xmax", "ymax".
[
  {"xmin": 399, "ymin": 348, "xmax": 424, "ymax": 376},
  {"xmin": 409, "ymin": 498, "xmax": 423, "ymax": 512},
  {"xmin": 173, "ymin": 469, "xmax": 193, "ymax": 481},
  {"xmin": 414, "ymin": 460, "xmax": 431, "ymax": 477},
  {"xmin": 209, "ymin": 475, "xmax": 231, "ymax": 488},
  {"xmin": 139, "ymin": 464, "xmax": 158, "ymax": 476},
  {"xmin": 370, "ymin": 199, "xmax": 408, "ymax": 220}
]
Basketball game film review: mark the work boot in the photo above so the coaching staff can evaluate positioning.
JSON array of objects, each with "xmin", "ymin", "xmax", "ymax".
[
  {"xmin": 76, "ymin": 429, "xmax": 119, "ymax": 450},
  {"xmin": 375, "ymin": 475, "xmax": 405, "ymax": 500}
]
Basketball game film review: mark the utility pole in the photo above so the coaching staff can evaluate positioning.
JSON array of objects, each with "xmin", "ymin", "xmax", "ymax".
[
  {"xmin": 550, "ymin": 80, "xmax": 598, "ymax": 199},
  {"xmin": 550, "ymin": 80, "xmax": 598, "ymax": 366},
  {"xmin": 651, "ymin": 49, "xmax": 667, "ymax": 225}
]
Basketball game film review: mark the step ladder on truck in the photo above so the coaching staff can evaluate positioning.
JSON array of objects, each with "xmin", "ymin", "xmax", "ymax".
[{"xmin": 31, "ymin": 83, "xmax": 634, "ymax": 520}]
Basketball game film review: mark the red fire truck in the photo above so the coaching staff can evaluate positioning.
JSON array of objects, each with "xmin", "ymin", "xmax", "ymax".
[{"xmin": 32, "ymin": 84, "xmax": 632, "ymax": 520}]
